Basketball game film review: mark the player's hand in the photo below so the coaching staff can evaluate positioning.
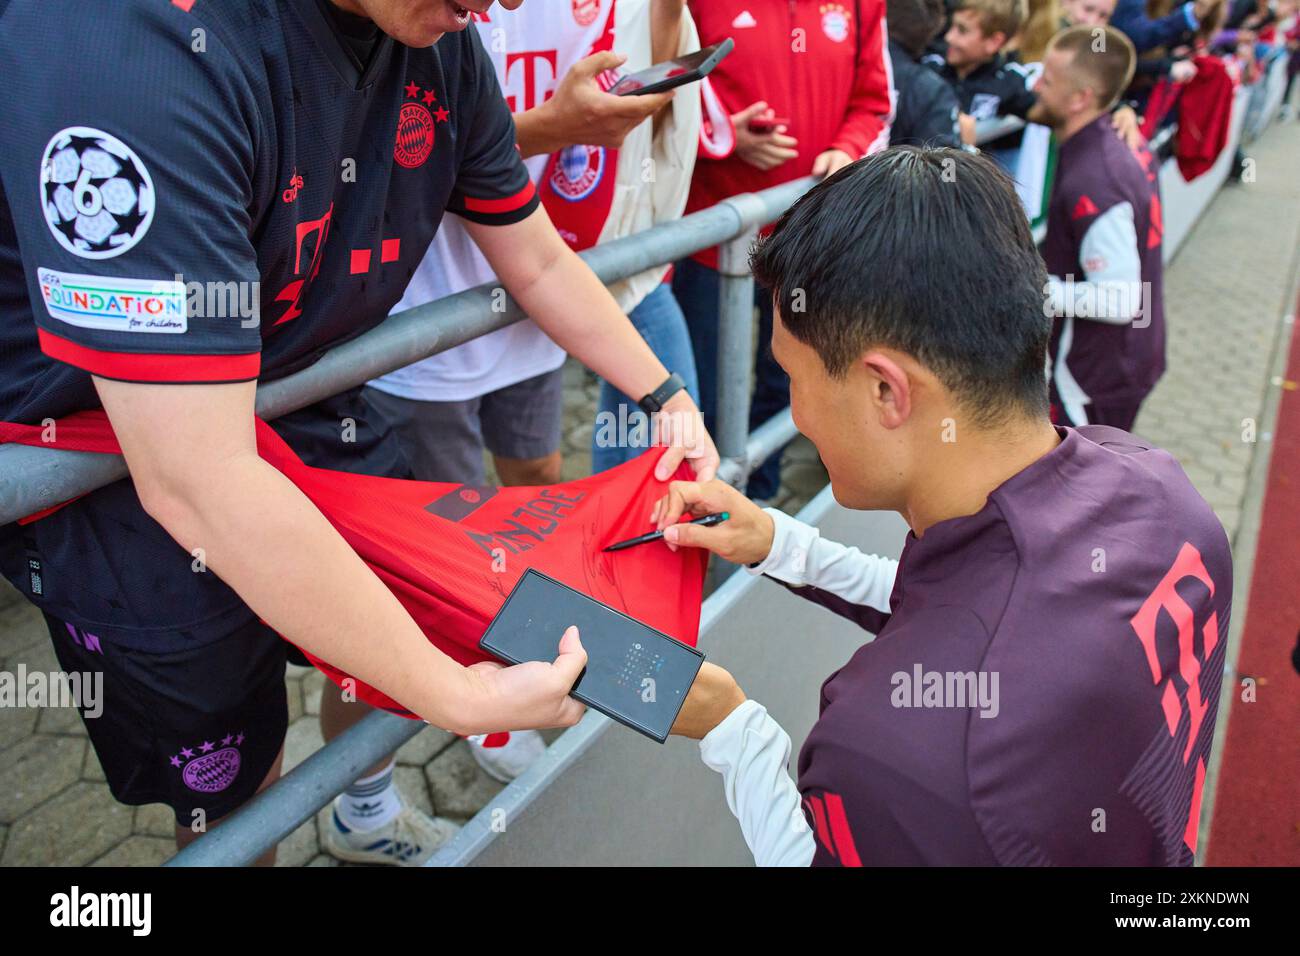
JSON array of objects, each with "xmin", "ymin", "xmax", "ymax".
[
  {"xmin": 958, "ymin": 112, "xmax": 978, "ymax": 145},
  {"xmin": 649, "ymin": 478, "xmax": 775, "ymax": 565},
  {"xmin": 652, "ymin": 390, "xmax": 719, "ymax": 483},
  {"xmin": 671, "ymin": 662, "xmax": 747, "ymax": 739},
  {"xmin": 811, "ymin": 148, "xmax": 854, "ymax": 178},
  {"xmin": 461, "ymin": 626, "xmax": 587, "ymax": 734},
  {"xmin": 732, "ymin": 101, "xmax": 799, "ymax": 171},
  {"xmin": 1111, "ymin": 105, "xmax": 1144, "ymax": 151},
  {"xmin": 541, "ymin": 51, "xmax": 674, "ymax": 150}
]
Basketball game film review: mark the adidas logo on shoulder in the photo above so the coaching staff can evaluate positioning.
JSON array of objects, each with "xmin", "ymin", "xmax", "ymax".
[{"xmin": 733, "ymin": 10, "xmax": 757, "ymax": 28}]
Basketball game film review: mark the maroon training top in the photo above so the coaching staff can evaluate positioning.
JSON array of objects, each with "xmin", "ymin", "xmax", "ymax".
[{"xmin": 790, "ymin": 425, "xmax": 1231, "ymax": 865}]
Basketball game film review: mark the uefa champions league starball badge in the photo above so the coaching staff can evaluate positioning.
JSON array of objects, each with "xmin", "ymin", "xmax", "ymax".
[{"xmin": 40, "ymin": 126, "xmax": 156, "ymax": 260}]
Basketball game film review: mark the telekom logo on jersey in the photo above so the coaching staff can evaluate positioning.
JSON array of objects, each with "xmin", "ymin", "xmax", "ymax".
[
  {"xmin": 1129, "ymin": 541, "xmax": 1221, "ymax": 854},
  {"xmin": 273, "ymin": 203, "xmax": 332, "ymax": 325},
  {"xmin": 502, "ymin": 50, "xmax": 560, "ymax": 112}
]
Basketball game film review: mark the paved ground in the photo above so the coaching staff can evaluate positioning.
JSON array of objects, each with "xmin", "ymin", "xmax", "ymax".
[{"xmin": 1, "ymin": 117, "xmax": 1296, "ymax": 867}]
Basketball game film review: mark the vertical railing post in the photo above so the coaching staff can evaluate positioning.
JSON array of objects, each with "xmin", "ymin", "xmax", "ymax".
[{"xmin": 715, "ymin": 227, "xmax": 758, "ymax": 487}]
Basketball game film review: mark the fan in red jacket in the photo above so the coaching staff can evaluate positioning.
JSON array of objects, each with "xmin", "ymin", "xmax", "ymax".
[
  {"xmin": 674, "ymin": 0, "xmax": 894, "ymax": 501},
  {"xmin": 686, "ymin": 0, "xmax": 894, "ymax": 267}
]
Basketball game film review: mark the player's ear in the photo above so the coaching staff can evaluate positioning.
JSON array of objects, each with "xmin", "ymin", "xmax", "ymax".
[{"xmin": 862, "ymin": 351, "xmax": 912, "ymax": 430}]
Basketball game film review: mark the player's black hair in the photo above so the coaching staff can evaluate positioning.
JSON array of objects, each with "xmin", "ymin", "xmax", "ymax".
[{"xmin": 749, "ymin": 146, "xmax": 1051, "ymax": 428}]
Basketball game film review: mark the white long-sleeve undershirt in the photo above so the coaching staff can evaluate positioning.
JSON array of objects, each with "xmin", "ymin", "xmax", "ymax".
[{"xmin": 696, "ymin": 508, "xmax": 899, "ymax": 866}]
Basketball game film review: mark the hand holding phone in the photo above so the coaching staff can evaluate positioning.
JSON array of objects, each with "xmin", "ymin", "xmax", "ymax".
[
  {"xmin": 479, "ymin": 570, "xmax": 704, "ymax": 743},
  {"xmin": 747, "ymin": 113, "xmax": 790, "ymax": 132},
  {"xmin": 732, "ymin": 101, "xmax": 798, "ymax": 171},
  {"xmin": 519, "ymin": 50, "xmax": 673, "ymax": 155},
  {"xmin": 609, "ymin": 38, "xmax": 735, "ymax": 96}
]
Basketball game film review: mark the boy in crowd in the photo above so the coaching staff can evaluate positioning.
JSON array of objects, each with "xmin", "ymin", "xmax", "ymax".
[
  {"xmin": 889, "ymin": 0, "xmax": 965, "ymax": 146},
  {"xmin": 1061, "ymin": 0, "xmax": 1116, "ymax": 25},
  {"xmin": 924, "ymin": 0, "xmax": 1039, "ymax": 143},
  {"xmin": 1029, "ymin": 25, "xmax": 1166, "ymax": 429}
]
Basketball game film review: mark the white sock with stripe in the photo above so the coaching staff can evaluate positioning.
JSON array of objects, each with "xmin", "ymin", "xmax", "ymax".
[{"xmin": 335, "ymin": 759, "xmax": 401, "ymax": 832}]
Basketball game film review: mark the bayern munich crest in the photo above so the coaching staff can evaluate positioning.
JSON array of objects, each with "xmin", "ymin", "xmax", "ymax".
[
  {"xmin": 394, "ymin": 101, "xmax": 435, "ymax": 169},
  {"xmin": 572, "ymin": 0, "xmax": 600, "ymax": 26},
  {"xmin": 820, "ymin": 3, "xmax": 852, "ymax": 42},
  {"xmin": 169, "ymin": 732, "xmax": 245, "ymax": 794},
  {"xmin": 40, "ymin": 126, "xmax": 156, "ymax": 259},
  {"xmin": 549, "ymin": 144, "xmax": 605, "ymax": 202}
]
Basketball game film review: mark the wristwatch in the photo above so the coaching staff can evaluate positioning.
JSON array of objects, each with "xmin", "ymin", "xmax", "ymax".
[{"xmin": 638, "ymin": 372, "xmax": 687, "ymax": 414}]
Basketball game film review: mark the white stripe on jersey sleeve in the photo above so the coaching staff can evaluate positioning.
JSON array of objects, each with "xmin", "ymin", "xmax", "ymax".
[
  {"xmin": 1052, "ymin": 315, "xmax": 1093, "ymax": 426},
  {"xmin": 1047, "ymin": 201, "xmax": 1145, "ymax": 326}
]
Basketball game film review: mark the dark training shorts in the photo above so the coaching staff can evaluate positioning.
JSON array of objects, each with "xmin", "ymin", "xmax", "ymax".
[{"xmin": 44, "ymin": 611, "xmax": 290, "ymax": 827}]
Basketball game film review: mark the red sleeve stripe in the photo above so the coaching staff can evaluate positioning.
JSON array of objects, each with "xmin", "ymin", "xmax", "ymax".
[
  {"xmin": 461, "ymin": 180, "xmax": 537, "ymax": 215},
  {"xmin": 38, "ymin": 328, "xmax": 261, "ymax": 383}
]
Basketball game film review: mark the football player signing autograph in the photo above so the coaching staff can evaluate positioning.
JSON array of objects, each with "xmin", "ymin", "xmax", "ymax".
[{"xmin": 658, "ymin": 148, "xmax": 1231, "ymax": 867}]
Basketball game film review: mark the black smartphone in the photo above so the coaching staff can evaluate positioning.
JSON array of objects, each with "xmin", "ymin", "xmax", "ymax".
[
  {"xmin": 608, "ymin": 38, "xmax": 735, "ymax": 97},
  {"xmin": 478, "ymin": 569, "xmax": 705, "ymax": 743}
]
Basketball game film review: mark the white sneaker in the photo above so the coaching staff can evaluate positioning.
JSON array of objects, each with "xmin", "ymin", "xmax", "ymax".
[
  {"xmin": 466, "ymin": 730, "xmax": 546, "ymax": 782},
  {"xmin": 322, "ymin": 795, "xmax": 460, "ymax": 866}
]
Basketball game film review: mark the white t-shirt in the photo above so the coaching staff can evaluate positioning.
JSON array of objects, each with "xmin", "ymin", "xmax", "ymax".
[
  {"xmin": 368, "ymin": 0, "xmax": 700, "ymax": 403},
  {"xmin": 369, "ymin": 3, "xmax": 609, "ymax": 402}
]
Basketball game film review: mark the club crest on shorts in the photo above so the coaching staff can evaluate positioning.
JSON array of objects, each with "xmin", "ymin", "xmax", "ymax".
[
  {"xmin": 549, "ymin": 144, "xmax": 605, "ymax": 202},
  {"xmin": 169, "ymin": 732, "xmax": 244, "ymax": 793},
  {"xmin": 572, "ymin": 0, "xmax": 600, "ymax": 26},
  {"xmin": 819, "ymin": 3, "xmax": 852, "ymax": 43},
  {"xmin": 39, "ymin": 126, "xmax": 156, "ymax": 259}
]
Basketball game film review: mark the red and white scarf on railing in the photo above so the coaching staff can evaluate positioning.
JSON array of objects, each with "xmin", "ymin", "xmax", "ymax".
[
  {"xmin": 539, "ymin": 0, "xmax": 622, "ymax": 251},
  {"xmin": 697, "ymin": 75, "xmax": 736, "ymax": 160}
]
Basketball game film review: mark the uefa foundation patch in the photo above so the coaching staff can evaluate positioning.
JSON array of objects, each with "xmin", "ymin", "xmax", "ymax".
[{"xmin": 37, "ymin": 268, "xmax": 186, "ymax": 333}]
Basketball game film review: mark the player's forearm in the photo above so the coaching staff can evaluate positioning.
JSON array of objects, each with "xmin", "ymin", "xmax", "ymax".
[
  {"xmin": 1047, "ymin": 274, "xmax": 1147, "ymax": 325},
  {"xmin": 139, "ymin": 453, "xmax": 480, "ymax": 733},
  {"xmin": 748, "ymin": 508, "xmax": 898, "ymax": 618},
  {"xmin": 699, "ymin": 699, "xmax": 817, "ymax": 867}
]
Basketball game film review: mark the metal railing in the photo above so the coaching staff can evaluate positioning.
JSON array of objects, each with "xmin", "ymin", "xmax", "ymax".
[
  {"xmin": 0, "ymin": 177, "xmax": 815, "ymax": 525},
  {"xmin": 0, "ymin": 118, "xmax": 1180, "ymax": 524}
]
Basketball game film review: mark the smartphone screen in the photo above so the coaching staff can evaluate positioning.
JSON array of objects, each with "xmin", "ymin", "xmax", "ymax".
[
  {"xmin": 608, "ymin": 38, "xmax": 734, "ymax": 96},
  {"xmin": 479, "ymin": 569, "xmax": 704, "ymax": 743}
]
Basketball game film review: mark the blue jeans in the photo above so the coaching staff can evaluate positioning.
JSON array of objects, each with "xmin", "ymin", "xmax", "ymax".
[
  {"xmin": 591, "ymin": 282, "xmax": 701, "ymax": 473},
  {"xmin": 671, "ymin": 256, "xmax": 789, "ymax": 500}
]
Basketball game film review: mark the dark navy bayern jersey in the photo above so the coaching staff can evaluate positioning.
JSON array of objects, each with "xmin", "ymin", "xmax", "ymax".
[
  {"xmin": 0, "ymin": 0, "xmax": 538, "ymax": 646},
  {"xmin": 791, "ymin": 427, "xmax": 1231, "ymax": 865}
]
